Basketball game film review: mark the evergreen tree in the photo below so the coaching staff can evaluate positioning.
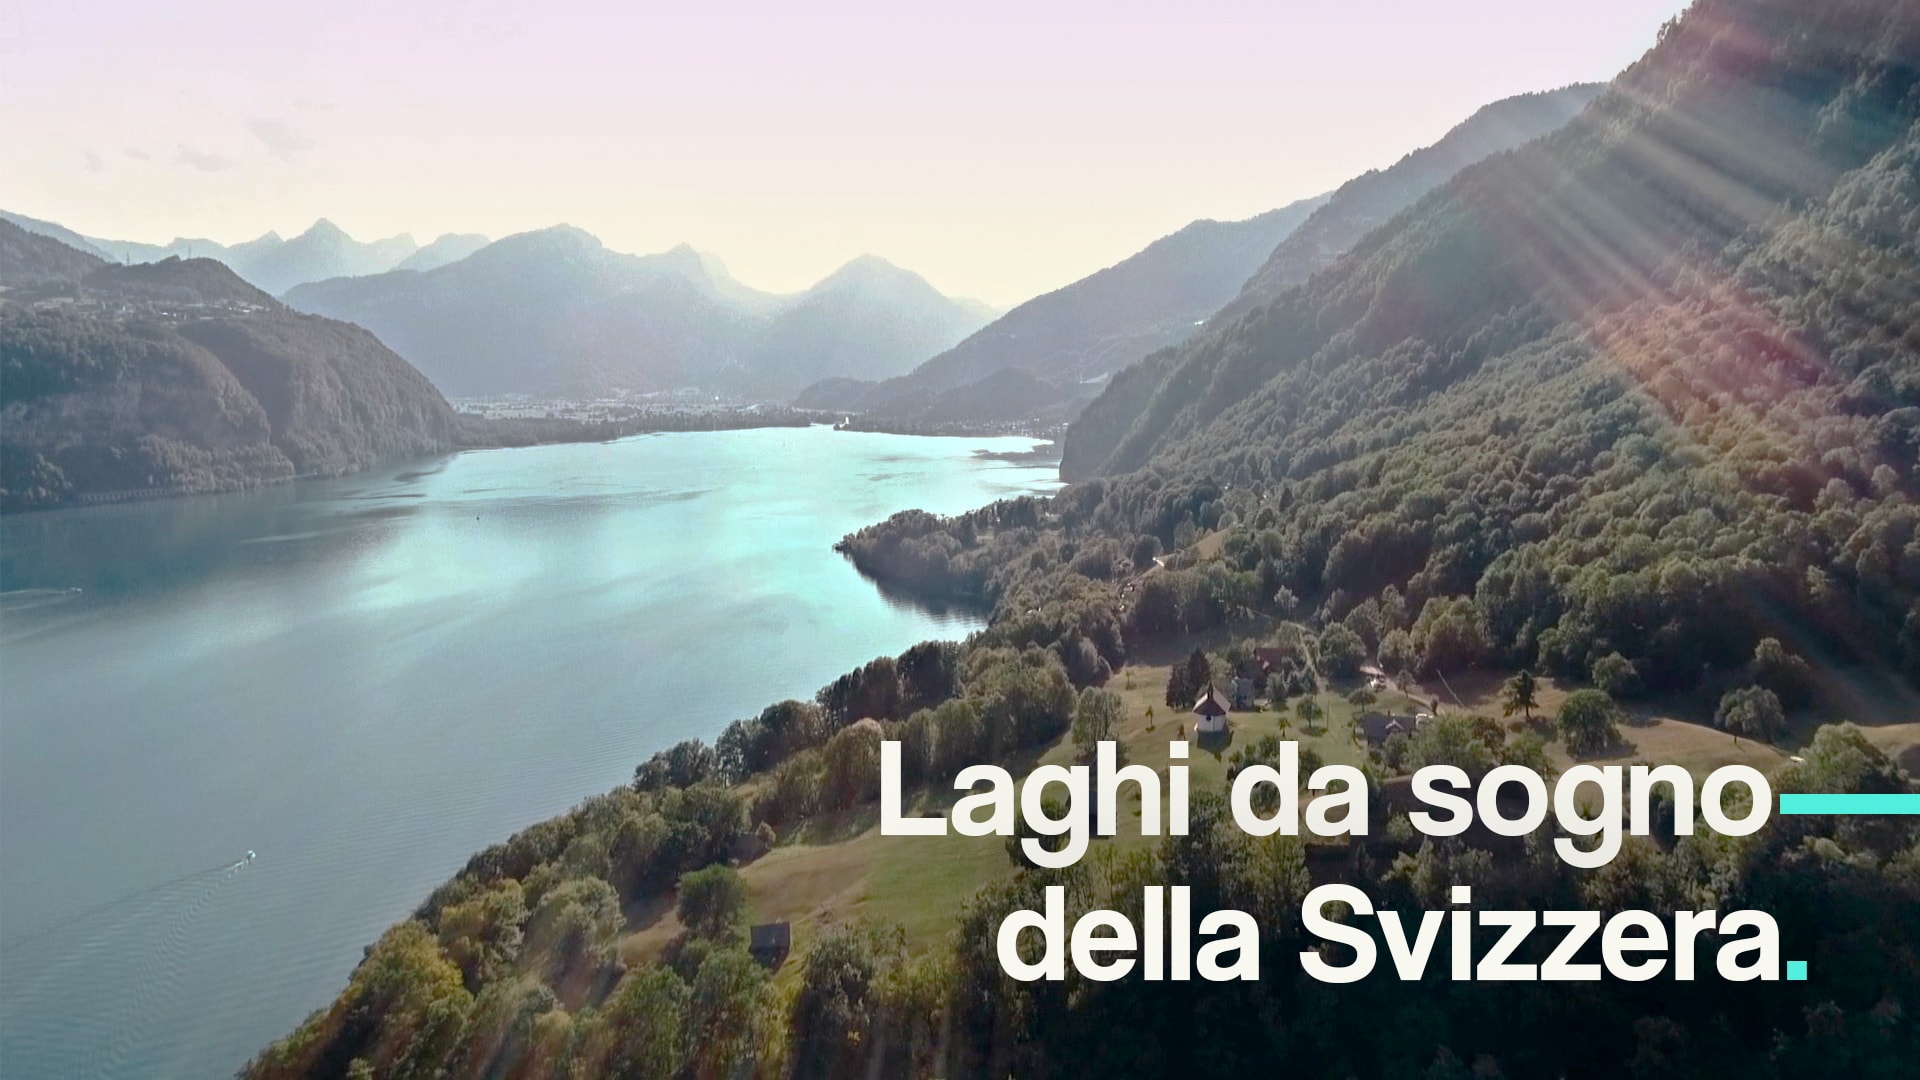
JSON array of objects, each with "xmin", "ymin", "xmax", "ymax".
[{"xmin": 1500, "ymin": 670, "xmax": 1539, "ymax": 721}]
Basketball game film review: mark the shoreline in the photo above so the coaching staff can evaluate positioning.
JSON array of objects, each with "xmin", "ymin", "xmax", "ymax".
[{"xmin": 4, "ymin": 411, "xmax": 1061, "ymax": 515}]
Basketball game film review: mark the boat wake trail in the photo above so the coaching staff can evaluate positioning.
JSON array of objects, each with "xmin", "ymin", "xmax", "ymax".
[
  {"xmin": 0, "ymin": 855, "xmax": 251, "ymax": 950},
  {"xmin": 0, "ymin": 852, "xmax": 260, "ymax": 1077}
]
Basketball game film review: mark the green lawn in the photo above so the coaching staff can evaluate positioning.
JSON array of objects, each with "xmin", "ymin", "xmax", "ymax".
[
  {"xmin": 713, "ymin": 663, "xmax": 1409, "ymax": 956},
  {"xmin": 621, "ymin": 656, "xmax": 1920, "ymax": 965}
]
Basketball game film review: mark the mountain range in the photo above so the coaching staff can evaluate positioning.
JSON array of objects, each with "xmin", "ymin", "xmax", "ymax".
[
  {"xmin": 0, "ymin": 211, "xmax": 478, "ymax": 295},
  {"xmin": 281, "ymin": 228, "xmax": 996, "ymax": 399},
  {"xmin": 5, "ymin": 82, "xmax": 1599, "ymax": 421},
  {"xmin": 802, "ymin": 82, "xmax": 1603, "ymax": 428},
  {"xmin": 0, "ymin": 220, "xmax": 458, "ymax": 511},
  {"xmin": 793, "ymin": 195, "xmax": 1329, "ymax": 419},
  {"xmin": 4, "ymin": 207, "xmax": 1000, "ymax": 402},
  {"xmin": 5, "ymin": 81, "xmax": 1601, "ymax": 418}
]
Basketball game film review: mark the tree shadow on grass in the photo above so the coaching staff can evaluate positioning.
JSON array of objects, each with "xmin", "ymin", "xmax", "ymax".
[
  {"xmin": 620, "ymin": 891, "xmax": 676, "ymax": 934},
  {"xmin": 778, "ymin": 740, "xmax": 1060, "ymax": 848},
  {"xmin": 1564, "ymin": 736, "xmax": 1642, "ymax": 763},
  {"xmin": 784, "ymin": 803, "xmax": 883, "ymax": 847},
  {"xmin": 1195, "ymin": 727, "xmax": 1234, "ymax": 759}
]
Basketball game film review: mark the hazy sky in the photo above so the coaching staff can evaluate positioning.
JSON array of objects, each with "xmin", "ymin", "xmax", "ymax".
[{"xmin": 2, "ymin": 0, "xmax": 1690, "ymax": 305}]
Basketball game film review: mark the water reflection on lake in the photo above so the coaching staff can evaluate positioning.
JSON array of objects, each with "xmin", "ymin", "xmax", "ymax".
[{"xmin": 0, "ymin": 425, "xmax": 1058, "ymax": 1080}]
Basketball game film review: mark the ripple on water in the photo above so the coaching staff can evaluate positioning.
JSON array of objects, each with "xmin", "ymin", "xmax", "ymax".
[{"xmin": 0, "ymin": 427, "xmax": 1060, "ymax": 1080}]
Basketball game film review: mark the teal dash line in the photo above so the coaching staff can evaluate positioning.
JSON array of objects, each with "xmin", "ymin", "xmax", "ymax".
[{"xmin": 1778, "ymin": 793, "xmax": 1920, "ymax": 815}]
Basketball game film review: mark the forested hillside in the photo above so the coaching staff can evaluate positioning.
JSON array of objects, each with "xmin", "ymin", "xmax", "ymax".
[
  {"xmin": 802, "ymin": 84, "xmax": 1604, "ymax": 431},
  {"xmin": 1058, "ymin": 0, "xmax": 1920, "ymax": 689},
  {"xmin": 1219, "ymin": 82, "xmax": 1603, "ymax": 318},
  {"xmin": 0, "ymin": 218, "xmax": 107, "ymax": 286},
  {"xmin": 0, "ymin": 226, "xmax": 458, "ymax": 510},
  {"xmin": 0, "ymin": 209, "xmax": 116, "ymax": 261}
]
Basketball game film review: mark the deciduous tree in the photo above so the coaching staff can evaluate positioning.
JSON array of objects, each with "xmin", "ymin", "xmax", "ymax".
[{"xmin": 1557, "ymin": 689, "xmax": 1619, "ymax": 757}]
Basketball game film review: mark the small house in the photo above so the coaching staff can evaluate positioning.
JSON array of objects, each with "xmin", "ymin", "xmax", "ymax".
[
  {"xmin": 749, "ymin": 922, "xmax": 791, "ymax": 970},
  {"xmin": 1254, "ymin": 646, "xmax": 1293, "ymax": 676},
  {"xmin": 1192, "ymin": 684, "xmax": 1230, "ymax": 735},
  {"xmin": 1252, "ymin": 646, "xmax": 1301, "ymax": 696},
  {"xmin": 1356, "ymin": 711, "xmax": 1408, "ymax": 748}
]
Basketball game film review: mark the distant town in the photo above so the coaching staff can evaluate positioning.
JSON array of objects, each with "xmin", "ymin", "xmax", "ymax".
[{"xmin": 456, "ymin": 391, "xmax": 1064, "ymax": 441}]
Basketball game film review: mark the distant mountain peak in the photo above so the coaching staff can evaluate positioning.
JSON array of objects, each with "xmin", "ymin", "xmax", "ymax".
[
  {"xmin": 303, "ymin": 218, "xmax": 350, "ymax": 241},
  {"xmin": 7, "ymin": 212, "xmax": 429, "ymax": 294},
  {"xmin": 394, "ymin": 233, "xmax": 491, "ymax": 273},
  {"xmin": 529, "ymin": 223, "xmax": 600, "ymax": 246},
  {"xmin": 658, "ymin": 241, "xmax": 710, "ymax": 271},
  {"xmin": 478, "ymin": 225, "xmax": 603, "ymax": 262},
  {"xmin": 789, "ymin": 189, "xmax": 1334, "ymax": 418},
  {"xmin": 285, "ymin": 230, "xmax": 991, "ymax": 400},
  {"xmin": 290, "ymin": 218, "xmax": 414, "ymax": 248},
  {"xmin": 811, "ymin": 254, "xmax": 928, "ymax": 296},
  {"xmin": 650, "ymin": 243, "xmax": 746, "ymax": 290},
  {"xmin": 692, "ymin": 248, "xmax": 731, "ymax": 275},
  {"xmin": 832, "ymin": 253, "xmax": 903, "ymax": 276}
]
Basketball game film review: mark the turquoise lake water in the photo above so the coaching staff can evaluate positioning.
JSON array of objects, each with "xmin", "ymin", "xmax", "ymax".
[{"xmin": 0, "ymin": 426, "xmax": 1058, "ymax": 1080}]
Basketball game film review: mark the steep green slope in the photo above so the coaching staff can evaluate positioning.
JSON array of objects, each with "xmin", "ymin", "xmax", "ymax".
[
  {"xmin": 0, "ymin": 218, "xmax": 107, "ymax": 286},
  {"xmin": 1069, "ymin": 5, "xmax": 1917, "ymax": 476},
  {"xmin": 1220, "ymin": 83, "xmax": 1604, "ymax": 318},
  {"xmin": 0, "ymin": 210, "xmax": 114, "ymax": 262},
  {"xmin": 173, "ymin": 315, "xmax": 457, "ymax": 475},
  {"xmin": 1, "ymin": 236, "xmax": 458, "ymax": 510},
  {"xmin": 1054, "ymin": 0, "xmax": 1920, "ymax": 687},
  {"xmin": 0, "ymin": 310, "xmax": 292, "ymax": 507},
  {"xmin": 805, "ymin": 84, "xmax": 1604, "ymax": 430}
]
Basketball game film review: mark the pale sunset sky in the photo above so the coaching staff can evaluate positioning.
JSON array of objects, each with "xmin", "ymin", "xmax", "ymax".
[{"xmin": 1, "ymin": 0, "xmax": 1691, "ymax": 305}]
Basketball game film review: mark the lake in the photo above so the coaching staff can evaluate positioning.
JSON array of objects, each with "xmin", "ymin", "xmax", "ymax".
[{"xmin": 0, "ymin": 426, "xmax": 1058, "ymax": 1080}]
